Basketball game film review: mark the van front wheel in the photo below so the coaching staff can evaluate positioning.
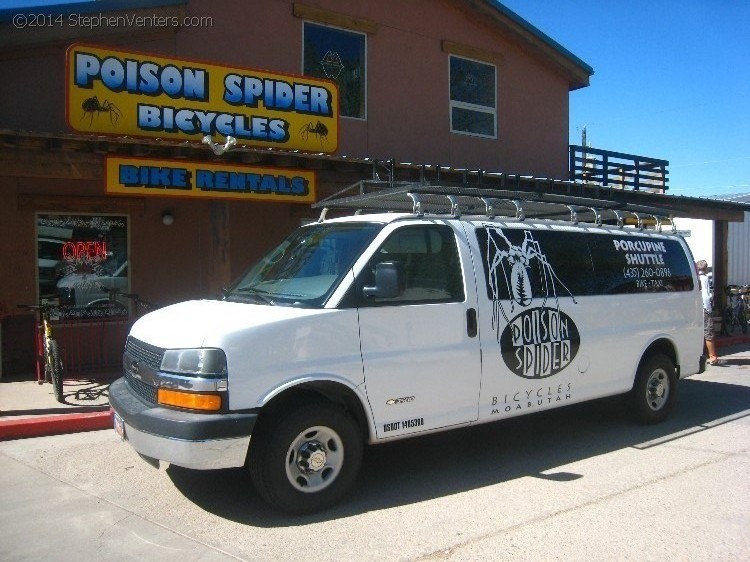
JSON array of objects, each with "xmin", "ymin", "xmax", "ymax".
[
  {"xmin": 630, "ymin": 353, "xmax": 676, "ymax": 424},
  {"xmin": 249, "ymin": 402, "xmax": 363, "ymax": 514}
]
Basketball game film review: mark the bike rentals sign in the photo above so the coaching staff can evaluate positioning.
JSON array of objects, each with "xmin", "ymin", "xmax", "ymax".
[
  {"xmin": 105, "ymin": 156, "xmax": 316, "ymax": 204},
  {"xmin": 66, "ymin": 44, "xmax": 339, "ymax": 153}
]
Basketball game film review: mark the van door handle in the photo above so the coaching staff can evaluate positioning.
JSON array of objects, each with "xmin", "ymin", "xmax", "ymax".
[{"xmin": 466, "ymin": 308, "xmax": 478, "ymax": 338}]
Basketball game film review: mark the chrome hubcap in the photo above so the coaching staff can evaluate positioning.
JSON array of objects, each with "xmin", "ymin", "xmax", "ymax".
[
  {"xmin": 297, "ymin": 441, "xmax": 327, "ymax": 473},
  {"xmin": 285, "ymin": 426, "xmax": 343, "ymax": 493},
  {"xmin": 646, "ymin": 368, "xmax": 669, "ymax": 411}
]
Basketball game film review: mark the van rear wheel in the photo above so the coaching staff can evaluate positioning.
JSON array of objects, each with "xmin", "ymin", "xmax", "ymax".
[
  {"xmin": 629, "ymin": 353, "xmax": 676, "ymax": 424},
  {"xmin": 249, "ymin": 401, "xmax": 362, "ymax": 515}
]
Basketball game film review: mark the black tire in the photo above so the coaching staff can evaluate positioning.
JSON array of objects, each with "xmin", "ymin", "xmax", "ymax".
[
  {"xmin": 48, "ymin": 339, "xmax": 64, "ymax": 403},
  {"xmin": 629, "ymin": 353, "xmax": 677, "ymax": 424},
  {"xmin": 249, "ymin": 401, "xmax": 363, "ymax": 515},
  {"xmin": 43, "ymin": 350, "xmax": 53, "ymax": 384}
]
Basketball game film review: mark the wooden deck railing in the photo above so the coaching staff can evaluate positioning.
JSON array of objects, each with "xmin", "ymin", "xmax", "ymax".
[{"xmin": 569, "ymin": 145, "xmax": 669, "ymax": 193}]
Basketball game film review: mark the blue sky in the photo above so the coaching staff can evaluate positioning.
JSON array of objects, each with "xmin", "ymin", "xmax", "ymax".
[
  {"xmin": 502, "ymin": 0, "xmax": 750, "ymax": 198},
  {"xmin": 3, "ymin": 0, "xmax": 748, "ymax": 198}
]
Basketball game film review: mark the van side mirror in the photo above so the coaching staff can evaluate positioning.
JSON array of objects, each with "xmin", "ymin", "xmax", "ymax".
[{"xmin": 363, "ymin": 261, "xmax": 403, "ymax": 299}]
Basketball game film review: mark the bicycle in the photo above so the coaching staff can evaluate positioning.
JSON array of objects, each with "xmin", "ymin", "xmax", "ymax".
[
  {"xmin": 722, "ymin": 286, "xmax": 748, "ymax": 336},
  {"xmin": 18, "ymin": 303, "xmax": 64, "ymax": 403},
  {"xmin": 742, "ymin": 285, "xmax": 750, "ymax": 320}
]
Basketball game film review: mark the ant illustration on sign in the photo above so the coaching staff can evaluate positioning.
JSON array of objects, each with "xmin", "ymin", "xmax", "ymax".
[
  {"xmin": 299, "ymin": 121, "xmax": 328, "ymax": 146},
  {"xmin": 485, "ymin": 227, "xmax": 577, "ymax": 323},
  {"xmin": 81, "ymin": 96, "xmax": 122, "ymax": 126}
]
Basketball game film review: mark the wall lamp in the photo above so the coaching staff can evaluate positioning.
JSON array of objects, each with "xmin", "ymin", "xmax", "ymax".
[{"xmin": 162, "ymin": 211, "xmax": 175, "ymax": 226}]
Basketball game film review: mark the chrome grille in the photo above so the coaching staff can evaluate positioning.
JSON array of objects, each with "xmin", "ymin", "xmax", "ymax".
[
  {"xmin": 123, "ymin": 337, "xmax": 162, "ymax": 405},
  {"xmin": 125, "ymin": 337, "xmax": 164, "ymax": 370},
  {"xmin": 125, "ymin": 370, "xmax": 158, "ymax": 405}
]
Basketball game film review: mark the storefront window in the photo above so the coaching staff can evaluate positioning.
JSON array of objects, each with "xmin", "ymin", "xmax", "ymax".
[
  {"xmin": 449, "ymin": 55, "xmax": 496, "ymax": 138},
  {"xmin": 36, "ymin": 214, "xmax": 129, "ymax": 318},
  {"xmin": 303, "ymin": 22, "xmax": 366, "ymax": 119}
]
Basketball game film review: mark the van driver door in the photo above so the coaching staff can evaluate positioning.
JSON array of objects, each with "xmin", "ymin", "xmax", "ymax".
[{"xmin": 356, "ymin": 223, "xmax": 482, "ymax": 439}]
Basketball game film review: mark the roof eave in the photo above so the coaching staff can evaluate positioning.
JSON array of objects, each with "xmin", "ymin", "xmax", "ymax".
[{"xmin": 474, "ymin": 0, "xmax": 594, "ymax": 90}]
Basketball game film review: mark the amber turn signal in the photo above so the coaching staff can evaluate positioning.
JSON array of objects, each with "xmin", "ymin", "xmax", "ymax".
[{"xmin": 157, "ymin": 388, "xmax": 221, "ymax": 411}]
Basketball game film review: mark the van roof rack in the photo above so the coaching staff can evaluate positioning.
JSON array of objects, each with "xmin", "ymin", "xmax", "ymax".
[{"xmin": 313, "ymin": 180, "xmax": 676, "ymax": 231}]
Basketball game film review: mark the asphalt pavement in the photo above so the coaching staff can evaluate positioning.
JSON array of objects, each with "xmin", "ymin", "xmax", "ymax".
[{"xmin": 0, "ymin": 344, "xmax": 748, "ymax": 561}]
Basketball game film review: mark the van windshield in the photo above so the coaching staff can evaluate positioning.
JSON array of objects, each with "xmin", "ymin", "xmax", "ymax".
[{"xmin": 226, "ymin": 222, "xmax": 382, "ymax": 307}]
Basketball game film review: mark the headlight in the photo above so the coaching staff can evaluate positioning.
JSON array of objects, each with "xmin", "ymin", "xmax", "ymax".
[{"xmin": 160, "ymin": 348, "xmax": 227, "ymax": 377}]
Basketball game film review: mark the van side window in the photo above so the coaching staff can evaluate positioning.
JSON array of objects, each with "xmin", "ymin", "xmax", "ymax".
[
  {"xmin": 476, "ymin": 226, "xmax": 694, "ymax": 300},
  {"xmin": 361, "ymin": 225, "xmax": 464, "ymax": 305},
  {"xmin": 476, "ymin": 227, "xmax": 594, "ymax": 300},
  {"xmin": 588, "ymin": 235, "xmax": 695, "ymax": 293}
]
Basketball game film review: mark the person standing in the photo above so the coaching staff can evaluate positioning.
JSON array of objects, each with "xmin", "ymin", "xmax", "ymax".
[{"xmin": 697, "ymin": 260, "xmax": 725, "ymax": 366}]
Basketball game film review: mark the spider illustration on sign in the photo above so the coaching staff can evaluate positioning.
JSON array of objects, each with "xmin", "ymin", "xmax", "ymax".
[
  {"xmin": 299, "ymin": 121, "xmax": 328, "ymax": 146},
  {"xmin": 81, "ymin": 96, "xmax": 122, "ymax": 126},
  {"xmin": 485, "ymin": 227, "xmax": 577, "ymax": 322}
]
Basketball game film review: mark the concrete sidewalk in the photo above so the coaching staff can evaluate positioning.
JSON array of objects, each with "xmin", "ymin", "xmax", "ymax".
[
  {"xmin": 2, "ymin": 334, "xmax": 750, "ymax": 441},
  {"xmin": 0, "ymin": 370, "xmax": 116, "ymax": 440}
]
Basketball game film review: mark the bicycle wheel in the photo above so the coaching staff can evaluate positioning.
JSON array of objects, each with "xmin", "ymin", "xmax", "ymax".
[
  {"xmin": 43, "ymin": 344, "xmax": 53, "ymax": 384},
  {"xmin": 48, "ymin": 339, "xmax": 64, "ymax": 403}
]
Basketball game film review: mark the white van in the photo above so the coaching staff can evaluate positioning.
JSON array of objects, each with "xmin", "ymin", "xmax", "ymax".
[{"xmin": 110, "ymin": 189, "xmax": 704, "ymax": 514}]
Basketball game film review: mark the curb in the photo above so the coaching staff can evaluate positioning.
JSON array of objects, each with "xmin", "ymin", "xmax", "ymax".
[
  {"xmin": 715, "ymin": 335, "xmax": 750, "ymax": 348},
  {"xmin": 0, "ymin": 410, "xmax": 113, "ymax": 441}
]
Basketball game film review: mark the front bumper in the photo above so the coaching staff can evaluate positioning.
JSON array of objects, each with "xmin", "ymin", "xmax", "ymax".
[{"xmin": 109, "ymin": 377, "xmax": 258, "ymax": 470}]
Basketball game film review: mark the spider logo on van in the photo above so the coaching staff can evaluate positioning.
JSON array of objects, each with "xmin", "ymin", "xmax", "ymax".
[
  {"xmin": 500, "ymin": 307, "xmax": 580, "ymax": 378},
  {"xmin": 483, "ymin": 227, "xmax": 580, "ymax": 379},
  {"xmin": 484, "ymin": 227, "xmax": 577, "ymax": 321}
]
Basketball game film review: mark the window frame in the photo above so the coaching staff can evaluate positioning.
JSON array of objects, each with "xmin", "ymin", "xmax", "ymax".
[
  {"xmin": 357, "ymin": 224, "xmax": 466, "ymax": 307},
  {"xmin": 302, "ymin": 20, "xmax": 368, "ymax": 121},
  {"xmin": 36, "ymin": 212, "xmax": 131, "ymax": 318},
  {"xmin": 448, "ymin": 54, "xmax": 497, "ymax": 139}
]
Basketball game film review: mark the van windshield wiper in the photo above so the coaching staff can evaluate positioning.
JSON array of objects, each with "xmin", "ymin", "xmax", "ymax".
[{"xmin": 233, "ymin": 287, "xmax": 276, "ymax": 305}]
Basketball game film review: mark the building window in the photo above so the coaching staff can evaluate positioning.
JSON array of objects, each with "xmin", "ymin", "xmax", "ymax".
[
  {"xmin": 449, "ymin": 55, "xmax": 496, "ymax": 138},
  {"xmin": 37, "ymin": 214, "xmax": 129, "ymax": 318},
  {"xmin": 303, "ymin": 21, "xmax": 366, "ymax": 119}
]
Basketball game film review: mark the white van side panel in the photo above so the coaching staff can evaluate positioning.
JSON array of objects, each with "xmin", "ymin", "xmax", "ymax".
[
  {"xmin": 463, "ymin": 220, "xmax": 703, "ymax": 422},
  {"xmin": 130, "ymin": 300, "xmax": 365, "ymax": 412},
  {"xmin": 489, "ymin": 292, "xmax": 702, "ymax": 418},
  {"xmin": 359, "ymin": 301, "xmax": 481, "ymax": 437},
  {"xmin": 215, "ymin": 309, "xmax": 363, "ymax": 411}
]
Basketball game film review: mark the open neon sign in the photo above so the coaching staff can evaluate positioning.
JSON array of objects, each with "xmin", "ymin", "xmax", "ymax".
[{"xmin": 62, "ymin": 240, "xmax": 107, "ymax": 262}]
